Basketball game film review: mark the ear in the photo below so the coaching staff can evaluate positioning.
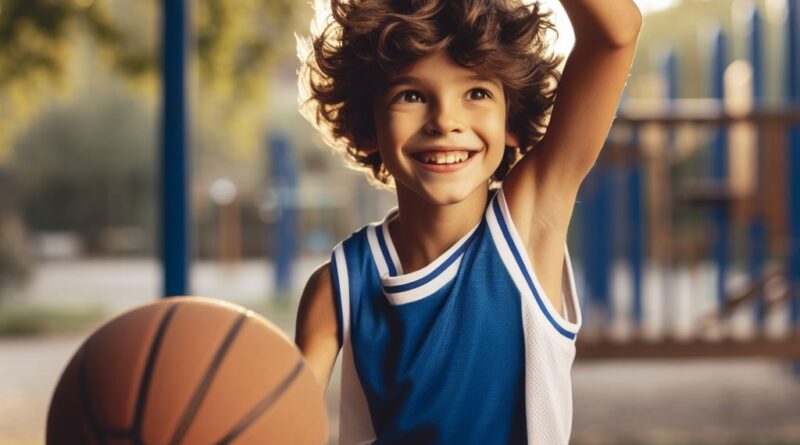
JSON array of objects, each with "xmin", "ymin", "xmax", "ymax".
[{"xmin": 505, "ymin": 131, "xmax": 519, "ymax": 148}]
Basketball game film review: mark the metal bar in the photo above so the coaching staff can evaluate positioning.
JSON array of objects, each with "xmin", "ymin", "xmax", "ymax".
[
  {"xmin": 615, "ymin": 108, "xmax": 800, "ymax": 125},
  {"xmin": 628, "ymin": 126, "xmax": 644, "ymax": 331},
  {"xmin": 661, "ymin": 46, "xmax": 679, "ymax": 332},
  {"xmin": 787, "ymin": 0, "xmax": 800, "ymax": 334},
  {"xmin": 710, "ymin": 26, "xmax": 730, "ymax": 320},
  {"xmin": 576, "ymin": 337, "xmax": 800, "ymax": 360},
  {"xmin": 748, "ymin": 4, "xmax": 768, "ymax": 329},
  {"xmin": 579, "ymin": 169, "xmax": 598, "ymax": 324},
  {"xmin": 160, "ymin": 0, "xmax": 190, "ymax": 297}
]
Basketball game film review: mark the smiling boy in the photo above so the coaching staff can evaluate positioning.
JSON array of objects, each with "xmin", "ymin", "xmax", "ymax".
[{"xmin": 295, "ymin": 0, "xmax": 641, "ymax": 443}]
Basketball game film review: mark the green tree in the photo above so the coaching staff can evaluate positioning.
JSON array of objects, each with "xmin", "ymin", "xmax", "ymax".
[
  {"xmin": 0, "ymin": 0, "xmax": 303, "ymax": 160},
  {"xmin": 12, "ymin": 82, "xmax": 156, "ymax": 254}
]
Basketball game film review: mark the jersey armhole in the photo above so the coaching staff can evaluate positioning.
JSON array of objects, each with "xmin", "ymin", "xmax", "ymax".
[
  {"xmin": 486, "ymin": 187, "xmax": 582, "ymax": 340},
  {"xmin": 561, "ymin": 244, "xmax": 583, "ymax": 328}
]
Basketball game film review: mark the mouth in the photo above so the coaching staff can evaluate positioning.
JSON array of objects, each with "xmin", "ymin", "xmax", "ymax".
[{"xmin": 408, "ymin": 148, "xmax": 482, "ymax": 172}]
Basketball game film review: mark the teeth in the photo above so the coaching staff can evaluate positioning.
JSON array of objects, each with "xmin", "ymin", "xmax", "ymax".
[{"xmin": 422, "ymin": 151, "xmax": 470, "ymax": 165}]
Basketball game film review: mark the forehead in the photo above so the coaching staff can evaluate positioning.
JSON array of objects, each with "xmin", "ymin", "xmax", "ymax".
[{"xmin": 382, "ymin": 51, "xmax": 501, "ymax": 90}]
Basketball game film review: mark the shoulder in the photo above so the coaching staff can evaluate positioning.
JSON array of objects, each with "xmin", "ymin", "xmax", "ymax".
[
  {"xmin": 296, "ymin": 261, "xmax": 339, "ymax": 349},
  {"xmin": 295, "ymin": 261, "xmax": 343, "ymax": 389},
  {"xmin": 306, "ymin": 261, "xmax": 333, "ymax": 291}
]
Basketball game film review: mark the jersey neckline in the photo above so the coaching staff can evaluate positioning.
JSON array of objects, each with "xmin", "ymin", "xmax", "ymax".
[{"xmin": 367, "ymin": 191, "xmax": 495, "ymax": 306}]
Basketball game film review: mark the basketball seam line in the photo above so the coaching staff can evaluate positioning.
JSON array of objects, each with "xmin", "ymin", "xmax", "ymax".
[
  {"xmin": 78, "ymin": 346, "xmax": 111, "ymax": 445},
  {"xmin": 132, "ymin": 302, "xmax": 180, "ymax": 445},
  {"xmin": 215, "ymin": 358, "xmax": 305, "ymax": 445},
  {"xmin": 169, "ymin": 312, "xmax": 249, "ymax": 445}
]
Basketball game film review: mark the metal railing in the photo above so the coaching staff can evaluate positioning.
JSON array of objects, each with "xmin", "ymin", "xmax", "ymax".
[{"xmin": 575, "ymin": 99, "xmax": 800, "ymax": 360}]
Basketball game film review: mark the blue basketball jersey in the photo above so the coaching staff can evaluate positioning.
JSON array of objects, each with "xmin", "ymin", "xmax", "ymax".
[{"xmin": 330, "ymin": 187, "xmax": 582, "ymax": 444}]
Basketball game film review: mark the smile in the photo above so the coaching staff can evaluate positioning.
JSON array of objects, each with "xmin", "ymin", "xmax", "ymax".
[{"xmin": 410, "ymin": 149, "xmax": 480, "ymax": 173}]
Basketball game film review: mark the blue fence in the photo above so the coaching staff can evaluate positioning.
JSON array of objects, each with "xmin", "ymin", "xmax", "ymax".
[{"xmin": 577, "ymin": 1, "xmax": 800, "ymax": 353}]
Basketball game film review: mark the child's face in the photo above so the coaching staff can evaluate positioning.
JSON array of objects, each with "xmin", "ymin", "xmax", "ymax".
[{"xmin": 369, "ymin": 50, "xmax": 516, "ymax": 206}]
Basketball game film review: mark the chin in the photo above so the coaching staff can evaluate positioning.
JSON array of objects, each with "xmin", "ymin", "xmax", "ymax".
[{"xmin": 415, "ymin": 181, "xmax": 481, "ymax": 207}]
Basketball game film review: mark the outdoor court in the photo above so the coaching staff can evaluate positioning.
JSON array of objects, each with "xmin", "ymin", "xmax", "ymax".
[{"xmin": 2, "ymin": 258, "xmax": 799, "ymax": 444}]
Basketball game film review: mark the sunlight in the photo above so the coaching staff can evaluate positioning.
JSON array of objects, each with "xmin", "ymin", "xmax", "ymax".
[{"xmin": 540, "ymin": 0, "xmax": 679, "ymax": 56}]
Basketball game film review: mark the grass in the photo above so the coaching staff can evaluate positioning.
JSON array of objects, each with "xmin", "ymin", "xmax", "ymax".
[
  {"xmin": 0, "ymin": 301, "xmax": 106, "ymax": 336},
  {"xmin": 0, "ymin": 294, "xmax": 298, "ymax": 338}
]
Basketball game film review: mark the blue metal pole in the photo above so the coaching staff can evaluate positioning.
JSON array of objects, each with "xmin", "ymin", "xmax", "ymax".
[
  {"xmin": 160, "ymin": 0, "xmax": 190, "ymax": 297},
  {"xmin": 664, "ymin": 47, "xmax": 679, "ymax": 154},
  {"xmin": 269, "ymin": 131, "xmax": 298, "ymax": 300},
  {"xmin": 710, "ymin": 25, "xmax": 730, "ymax": 319},
  {"xmin": 661, "ymin": 46, "xmax": 679, "ymax": 333},
  {"xmin": 579, "ymin": 169, "xmax": 599, "ymax": 325},
  {"xmin": 628, "ymin": 126, "xmax": 644, "ymax": 331},
  {"xmin": 747, "ymin": 4, "xmax": 768, "ymax": 329},
  {"xmin": 786, "ymin": 0, "xmax": 800, "ymax": 333},
  {"xmin": 596, "ymin": 165, "xmax": 613, "ymax": 326}
]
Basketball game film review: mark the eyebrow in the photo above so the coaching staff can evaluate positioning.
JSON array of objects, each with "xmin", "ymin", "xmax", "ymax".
[
  {"xmin": 459, "ymin": 74, "xmax": 501, "ymax": 86},
  {"xmin": 383, "ymin": 73, "xmax": 501, "ymax": 90},
  {"xmin": 382, "ymin": 75, "xmax": 417, "ymax": 90}
]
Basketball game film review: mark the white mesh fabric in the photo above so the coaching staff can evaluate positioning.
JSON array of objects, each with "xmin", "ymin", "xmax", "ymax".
[
  {"xmin": 338, "ymin": 334, "xmax": 376, "ymax": 445},
  {"xmin": 333, "ymin": 244, "xmax": 376, "ymax": 445},
  {"xmin": 520, "ymin": 292, "xmax": 578, "ymax": 444}
]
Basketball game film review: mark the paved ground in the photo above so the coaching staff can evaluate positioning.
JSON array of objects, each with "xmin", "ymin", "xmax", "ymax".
[
  {"xmin": 2, "ymin": 259, "xmax": 799, "ymax": 444},
  {"xmin": 3, "ymin": 333, "xmax": 800, "ymax": 445},
  {"xmin": 570, "ymin": 359, "xmax": 800, "ymax": 444}
]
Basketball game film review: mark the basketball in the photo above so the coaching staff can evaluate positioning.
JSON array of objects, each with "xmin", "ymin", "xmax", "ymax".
[{"xmin": 46, "ymin": 296, "xmax": 328, "ymax": 444}]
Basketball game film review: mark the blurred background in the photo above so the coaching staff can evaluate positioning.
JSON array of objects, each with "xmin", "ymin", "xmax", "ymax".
[{"xmin": 1, "ymin": 0, "xmax": 799, "ymax": 443}]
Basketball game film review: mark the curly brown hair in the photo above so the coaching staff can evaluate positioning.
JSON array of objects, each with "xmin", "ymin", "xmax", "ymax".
[{"xmin": 297, "ymin": 0, "xmax": 564, "ymax": 189}]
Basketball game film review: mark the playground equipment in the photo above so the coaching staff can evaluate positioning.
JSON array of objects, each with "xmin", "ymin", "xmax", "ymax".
[
  {"xmin": 576, "ymin": 1, "xmax": 800, "ymax": 360},
  {"xmin": 161, "ymin": 0, "xmax": 190, "ymax": 297}
]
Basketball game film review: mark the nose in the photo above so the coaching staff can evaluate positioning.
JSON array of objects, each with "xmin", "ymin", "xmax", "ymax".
[{"xmin": 423, "ymin": 100, "xmax": 465, "ymax": 135}]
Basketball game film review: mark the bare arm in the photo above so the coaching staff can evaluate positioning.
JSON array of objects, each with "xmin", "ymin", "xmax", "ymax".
[
  {"xmin": 560, "ymin": 0, "xmax": 643, "ymax": 48},
  {"xmin": 500, "ymin": 0, "xmax": 641, "ymax": 309},
  {"xmin": 504, "ymin": 0, "xmax": 642, "ymax": 236},
  {"xmin": 295, "ymin": 261, "xmax": 341, "ymax": 391}
]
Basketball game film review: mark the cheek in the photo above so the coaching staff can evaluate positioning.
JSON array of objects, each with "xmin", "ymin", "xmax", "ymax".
[
  {"xmin": 387, "ymin": 111, "xmax": 423, "ymax": 144},
  {"xmin": 473, "ymin": 107, "xmax": 508, "ymax": 147},
  {"xmin": 376, "ymin": 110, "xmax": 418, "ymax": 147}
]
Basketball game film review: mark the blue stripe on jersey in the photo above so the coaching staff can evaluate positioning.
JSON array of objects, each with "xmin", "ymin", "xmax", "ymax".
[
  {"xmin": 380, "ymin": 229, "xmax": 477, "ymax": 294},
  {"xmin": 375, "ymin": 225, "xmax": 398, "ymax": 277},
  {"xmin": 491, "ymin": 197, "xmax": 576, "ymax": 340}
]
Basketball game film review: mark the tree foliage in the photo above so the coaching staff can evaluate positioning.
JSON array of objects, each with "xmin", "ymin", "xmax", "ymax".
[
  {"xmin": 0, "ymin": 0, "xmax": 300, "ymax": 87},
  {"xmin": 12, "ymin": 82, "xmax": 157, "ymax": 254},
  {"xmin": 0, "ymin": 0, "xmax": 304, "ymax": 160}
]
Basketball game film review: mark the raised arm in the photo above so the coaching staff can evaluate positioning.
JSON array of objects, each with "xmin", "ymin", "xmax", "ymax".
[
  {"xmin": 295, "ymin": 261, "xmax": 341, "ymax": 391},
  {"xmin": 503, "ymin": 0, "xmax": 642, "ymax": 234}
]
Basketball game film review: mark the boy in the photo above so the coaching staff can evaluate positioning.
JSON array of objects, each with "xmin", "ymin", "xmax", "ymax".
[{"xmin": 295, "ymin": 0, "xmax": 641, "ymax": 443}]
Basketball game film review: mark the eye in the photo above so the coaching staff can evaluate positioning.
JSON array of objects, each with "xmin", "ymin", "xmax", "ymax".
[
  {"xmin": 393, "ymin": 90, "xmax": 424, "ymax": 104},
  {"xmin": 467, "ymin": 88, "xmax": 492, "ymax": 100}
]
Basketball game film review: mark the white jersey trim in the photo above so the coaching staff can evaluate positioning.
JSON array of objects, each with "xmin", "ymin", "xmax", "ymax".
[
  {"xmin": 366, "ymin": 223, "xmax": 393, "ymax": 282},
  {"xmin": 333, "ymin": 244, "xmax": 350, "ymax": 338},
  {"xmin": 486, "ymin": 188, "xmax": 582, "ymax": 340},
  {"xmin": 486, "ymin": 189, "xmax": 580, "ymax": 444},
  {"xmin": 367, "ymin": 208, "xmax": 481, "ymax": 306},
  {"xmin": 332, "ymin": 243, "xmax": 377, "ymax": 445},
  {"xmin": 380, "ymin": 209, "xmax": 404, "ymax": 275}
]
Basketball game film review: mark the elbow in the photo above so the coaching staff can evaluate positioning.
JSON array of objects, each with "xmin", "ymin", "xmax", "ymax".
[{"xmin": 611, "ymin": 8, "xmax": 643, "ymax": 48}]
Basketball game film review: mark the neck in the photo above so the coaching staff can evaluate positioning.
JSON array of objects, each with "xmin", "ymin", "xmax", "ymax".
[{"xmin": 389, "ymin": 183, "xmax": 490, "ymax": 274}]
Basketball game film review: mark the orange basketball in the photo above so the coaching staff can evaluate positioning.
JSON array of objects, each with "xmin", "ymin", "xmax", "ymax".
[{"xmin": 47, "ymin": 296, "xmax": 327, "ymax": 445}]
